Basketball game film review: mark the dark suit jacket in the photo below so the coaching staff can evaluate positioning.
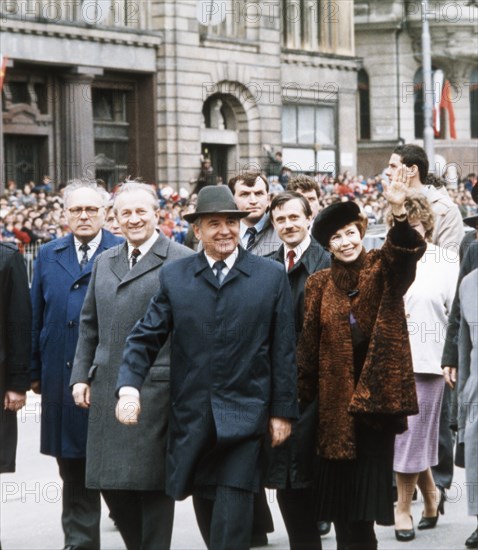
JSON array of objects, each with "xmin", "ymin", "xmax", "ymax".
[
  {"xmin": 247, "ymin": 216, "xmax": 282, "ymax": 257},
  {"xmin": 71, "ymin": 234, "xmax": 193, "ymax": 490},
  {"xmin": 117, "ymin": 246, "xmax": 298, "ymax": 499},
  {"xmin": 31, "ymin": 230, "xmax": 123, "ymax": 458},
  {"xmin": 0, "ymin": 243, "xmax": 31, "ymax": 473},
  {"xmin": 271, "ymin": 238, "xmax": 330, "ymax": 337},
  {"xmin": 265, "ymin": 237, "xmax": 330, "ymax": 489}
]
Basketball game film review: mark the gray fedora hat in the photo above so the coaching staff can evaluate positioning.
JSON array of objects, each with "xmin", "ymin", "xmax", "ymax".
[{"xmin": 183, "ymin": 185, "xmax": 249, "ymax": 223}]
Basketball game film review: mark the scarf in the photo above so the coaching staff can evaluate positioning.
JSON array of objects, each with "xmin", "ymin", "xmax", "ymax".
[{"xmin": 330, "ymin": 248, "xmax": 367, "ymax": 294}]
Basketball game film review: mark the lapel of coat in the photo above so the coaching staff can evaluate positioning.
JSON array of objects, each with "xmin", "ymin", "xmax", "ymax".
[
  {"xmin": 222, "ymin": 246, "xmax": 253, "ymax": 286},
  {"xmin": 296, "ymin": 238, "xmax": 329, "ymax": 275},
  {"xmin": 118, "ymin": 233, "xmax": 168, "ymax": 287},
  {"xmin": 54, "ymin": 230, "xmax": 120, "ymax": 282},
  {"xmin": 194, "ymin": 251, "xmax": 220, "ymax": 289},
  {"xmin": 271, "ymin": 244, "xmax": 286, "ymax": 267},
  {"xmin": 110, "ymin": 242, "xmax": 130, "ymax": 282},
  {"xmin": 194, "ymin": 247, "xmax": 253, "ymax": 289},
  {"xmin": 53, "ymin": 233, "xmax": 81, "ymax": 280}
]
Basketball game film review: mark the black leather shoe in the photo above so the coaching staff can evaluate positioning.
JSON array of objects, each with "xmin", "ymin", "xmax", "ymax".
[
  {"xmin": 465, "ymin": 528, "xmax": 478, "ymax": 548},
  {"xmin": 395, "ymin": 516, "xmax": 415, "ymax": 542},
  {"xmin": 318, "ymin": 521, "xmax": 331, "ymax": 536},
  {"xmin": 417, "ymin": 511, "xmax": 439, "ymax": 530}
]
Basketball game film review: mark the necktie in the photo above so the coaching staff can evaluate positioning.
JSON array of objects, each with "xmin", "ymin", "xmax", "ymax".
[
  {"xmin": 287, "ymin": 250, "xmax": 296, "ymax": 272},
  {"xmin": 79, "ymin": 244, "xmax": 90, "ymax": 270},
  {"xmin": 131, "ymin": 248, "xmax": 141, "ymax": 268},
  {"xmin": 245, "ymin": 227, "xmax": 257, "ymax": 251},
  {"xmin": 213, "ymin": 260, "xmax": 227, "ymax": 285}
]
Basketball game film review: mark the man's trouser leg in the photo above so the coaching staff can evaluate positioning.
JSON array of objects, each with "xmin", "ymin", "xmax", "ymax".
[
  {"xmin": 209, "ymin": 486, "xmax": 253, "ymax": 550},
  {"xmin": 56, "ymin": 458, "xmax": 101, "ymax": 549},
  {"xmin": 277, "ymin": 487, "xmax": 322, "ymax": 550},
  {"xmin": 431, "ymin": 384, "xmax": 455, "ymax": 491}
]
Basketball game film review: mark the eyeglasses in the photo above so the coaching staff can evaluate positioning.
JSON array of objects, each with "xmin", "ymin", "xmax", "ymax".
[{"xmin": 67, "ymin": 206, "xmax": 102, "ymax": 218}]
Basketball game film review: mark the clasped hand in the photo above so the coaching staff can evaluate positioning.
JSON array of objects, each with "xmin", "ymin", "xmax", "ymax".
[
  {"xmin": 269, "ymin": 417, "xmax": 292, "ymax": 447},
  {"xmin": 115, "ymin": 394, "xmax": 141, "ymax": 425},
  {"xmin": 4, "ymin": 391, "xmax": 26, "ymax": 412}
]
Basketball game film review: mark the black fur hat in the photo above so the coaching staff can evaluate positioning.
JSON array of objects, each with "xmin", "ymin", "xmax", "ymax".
[{"xmin": 312, "ymin": 201, "xmax": 361, "ymax": 249}]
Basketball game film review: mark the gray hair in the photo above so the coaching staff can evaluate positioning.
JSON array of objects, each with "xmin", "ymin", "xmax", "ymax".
[
  {"xmin": 113, "ymin": 182, "xmax": 159, "ymax": 213},
  {"xmin": 63, "ymin": 178, "xmax": 110, "ymax": 208}
]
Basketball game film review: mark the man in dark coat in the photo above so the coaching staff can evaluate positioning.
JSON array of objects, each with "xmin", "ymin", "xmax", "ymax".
[
  {"xmin": 30, "ymin": 179, "xmax": 123, "ymax": 550},
  {"xmin": 265, "ymin": 191, "xmax": 330, "ymax": 549},
  {"xmin": 116, "ymin": 185, "xmax": 298, "ymax": 550},
  {"xmin": 228, "ymin": 170, "xmax": 282, "ymax": 545},
  {"xmin": 71, "ymin": 182, "xmax": 193, "ymax": 550},
  {"xmin": 0, "ymin": 242, "xmax": 31, "ymax": 476}
]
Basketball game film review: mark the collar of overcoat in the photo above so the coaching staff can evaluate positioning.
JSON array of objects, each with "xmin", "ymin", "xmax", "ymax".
[
  {"xmin": 194, "ymin": 246, "xmax": 253, "ymax": 289},
  {"xmin": 52, "ymin": 231, "xmax": 113, "ymax": 282},
  {"xmin": 111, "ymin": 232, "xmax": 171, "ymax": 286}
]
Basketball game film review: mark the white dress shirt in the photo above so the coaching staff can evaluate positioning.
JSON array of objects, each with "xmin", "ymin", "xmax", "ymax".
[
  {"xmin": 239, "ymin": 216, "xmax": 267, "ymax": 248},
  {"xmin": 127, "ymin": 231, "xmax": 159, "ymax": 268},
  {"xmin": 204, "ymin": 248, "xmax": 239, "ymax": 279},
  {"xmin": 283, "ymin": 234, "xmax": 311, "ymax": 268},
  {"xmin": 74, "ymin": 230, "xmax": 102, "ymax": 265}
]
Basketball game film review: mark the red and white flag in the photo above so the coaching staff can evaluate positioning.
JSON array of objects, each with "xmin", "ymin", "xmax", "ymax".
[{"xmin": 432, "ymin": 69, "xmax": 457, "ymax": 139}]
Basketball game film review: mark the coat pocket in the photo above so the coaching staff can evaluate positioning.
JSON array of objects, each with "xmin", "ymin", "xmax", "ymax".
[
  {"xmin": 87, "ymin": 364, "xmax": 98, "ymax": 383},
  {"xmin": 150, "ymin": 366, "xmax": 170, "ymax": 382}
]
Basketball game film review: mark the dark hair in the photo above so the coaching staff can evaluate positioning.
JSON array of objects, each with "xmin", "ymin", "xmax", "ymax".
[
  {"xmin": 393, "ymin": 144, "xmax": 429, "ymax": 184},
  {"xmin": 228, "ymin": 171, "xmax": 269, "ymax": 194},
  {"xmin": 269, "ymin": 191, "xmax": 312, "ymax": 219},
  {"xmin": 287, "ymin": 175, "xmax": 320, "ymax": 199}
]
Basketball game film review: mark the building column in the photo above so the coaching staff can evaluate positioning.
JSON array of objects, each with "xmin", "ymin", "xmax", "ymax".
[{"xmin": 61, "ymin": 72, "xmax": 96, "ymax": 181}]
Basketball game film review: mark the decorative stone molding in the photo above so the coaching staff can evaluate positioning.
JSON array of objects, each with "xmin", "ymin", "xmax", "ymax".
[
  {"xmin": 282, "ymin": 50, "xmax": 359, "ymax": 72},
  {"xmin": 1, "ymin": 19, "xmax": 162, "ymax": 49}
]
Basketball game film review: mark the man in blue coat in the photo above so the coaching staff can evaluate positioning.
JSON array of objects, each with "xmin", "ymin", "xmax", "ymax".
[
  {"xmin": 31, "ymin": 179, "xmax": 123, "ymax": 550},
  {"xmin": 116, "ymin": 185, "xmax": 298, "ymax": 550}
]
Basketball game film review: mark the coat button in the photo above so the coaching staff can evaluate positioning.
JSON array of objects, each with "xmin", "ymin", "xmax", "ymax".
[
  {"xmin": 66, "ymin": 362, "xmax": 72, "ymax": 369},
  {"xmin": 73, "ymin": 283, "xmax": 80, "ymax": 290},
  {"xmin": 406, "ymin": 314, "xmax": 410, "ymax": 319},
  {"xmin": 67, "ymin": 321, "xmax": 74, "ymax": 327}
]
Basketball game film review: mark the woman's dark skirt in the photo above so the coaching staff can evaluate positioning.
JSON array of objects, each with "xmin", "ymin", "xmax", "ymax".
[{"xmin": 314, "ymin": 423, "xmax": 395, "ymax": 526}]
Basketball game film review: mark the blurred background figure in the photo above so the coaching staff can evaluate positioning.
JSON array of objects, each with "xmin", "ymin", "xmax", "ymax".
[{"xmin": 391, "ymin": 194, "xmax": 459, "ymax": 541}]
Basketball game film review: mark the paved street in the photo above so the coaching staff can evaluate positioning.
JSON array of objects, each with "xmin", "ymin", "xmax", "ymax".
[{"xmin": 0, "ymin": 392, "xmax": 474, "ymax": 549}]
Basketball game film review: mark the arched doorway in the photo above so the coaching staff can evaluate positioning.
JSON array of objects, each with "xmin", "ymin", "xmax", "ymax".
[{"xmin": 201, "ymin": 81, "xmax": 261, "ymax": 185}]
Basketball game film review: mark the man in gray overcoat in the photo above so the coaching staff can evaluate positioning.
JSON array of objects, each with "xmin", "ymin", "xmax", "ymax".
[
  {"xmin": 457, "ymin": 268, "xmax": 478, "ymax": 549},
  {"xmin": 71, "ymin": 182, "xmax": 193, "ymax": 550},
  {"xmin": 116, "ymin": 185, "xmax": 298, "ymax": 550}
]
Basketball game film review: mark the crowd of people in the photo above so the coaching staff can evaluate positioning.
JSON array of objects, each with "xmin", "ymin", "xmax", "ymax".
[
  {"xmin": 1, "ymin": 143, "xmax": 478, "ymax": 550},
  {"xmin": 1, "ymin": 169, "xmax": 476, "ymax": 256}
]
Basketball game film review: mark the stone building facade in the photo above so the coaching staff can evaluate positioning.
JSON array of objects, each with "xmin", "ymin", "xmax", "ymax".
[
  {"xmin": 354, "ymin": 0, "xmax": 478, "ymax": 179},
  {"xmin": 1, "ymin": 0, "xmax": 359, "ymax": 190}
]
